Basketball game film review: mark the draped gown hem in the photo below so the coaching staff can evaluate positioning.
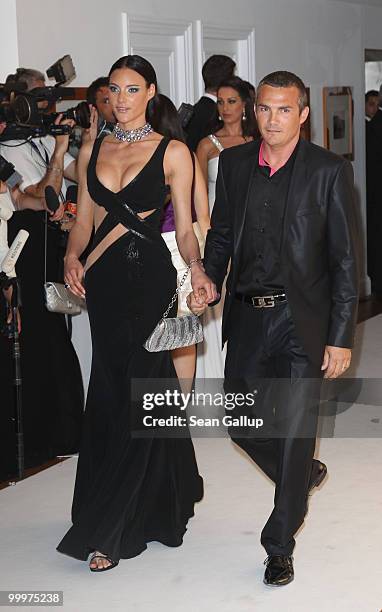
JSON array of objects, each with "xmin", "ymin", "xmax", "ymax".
[{"xmin": 56, "ymin": 502, "xmax": 201, "ymax": 561}]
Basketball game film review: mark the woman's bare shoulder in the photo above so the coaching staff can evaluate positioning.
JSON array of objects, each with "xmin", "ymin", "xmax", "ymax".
[
  {"xmin": 165, "ymin": 139, "xmax": 192, "ymax": 160},
  {"xmin": 197, "ymin": 136, "xmax": 214, "ymax": 153}
]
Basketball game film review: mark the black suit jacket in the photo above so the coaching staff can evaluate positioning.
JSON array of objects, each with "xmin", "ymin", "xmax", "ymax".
[
  {"xmin": 366, "ymin": 109, "xmax": 382, "ymax": 204},
  {"xmin": 204, "ymin": 138, "xmax": 360, "ymax": 365},
  {"xmin": 186, "ymin": 96, "xmax": 218, "ymax": 151}
]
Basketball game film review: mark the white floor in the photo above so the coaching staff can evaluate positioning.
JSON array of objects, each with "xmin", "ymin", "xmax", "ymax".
[{"xmin": 1, "ymin": 316, "xmax": 382, "ymax": 612}]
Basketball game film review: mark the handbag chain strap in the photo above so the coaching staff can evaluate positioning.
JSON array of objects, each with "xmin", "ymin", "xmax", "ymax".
[
  {"xmin": 162, "ymin": 265, "xmax": 191, "ymax": 320},
  {"xmin": 161, "ymin": 146, "xmax": 198, "ymax": 321}
]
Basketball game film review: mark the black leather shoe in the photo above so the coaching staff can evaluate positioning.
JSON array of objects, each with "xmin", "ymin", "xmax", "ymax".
[
  {"xmin": 263, "ymin": 555, "xmax": 294, "ymax": 587},
  {"xmin": 305, "ymin": 460, "xmax": 327, "ymax": 515},
  {"xmin": 308, "ymin": 460, "xmax": 327, "ymax": 493}
]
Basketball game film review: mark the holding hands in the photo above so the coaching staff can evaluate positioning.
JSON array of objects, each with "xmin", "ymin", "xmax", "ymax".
[{"xmin": 187, "ymin": 261, "xmax": 217, "ymax": 315}]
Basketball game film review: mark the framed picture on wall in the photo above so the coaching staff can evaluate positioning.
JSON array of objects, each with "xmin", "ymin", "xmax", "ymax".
[{"xmin": 323, "ymin": 87, "xmax": 353, "ymax": 160}]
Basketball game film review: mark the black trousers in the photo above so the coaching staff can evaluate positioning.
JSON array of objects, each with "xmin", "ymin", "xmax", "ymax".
[{"xmin": 224, "ymin": 299, "xmax": 323, "ymax": 556}]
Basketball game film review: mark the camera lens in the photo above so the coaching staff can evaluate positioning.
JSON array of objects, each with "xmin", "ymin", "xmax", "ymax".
[
  {"xmin": 74, "ymin": 101, "xmax": 91, "ymax": 129},
  {"xmin": 13, "ymin": 95, "xmax": 33, "ymax": 124}
]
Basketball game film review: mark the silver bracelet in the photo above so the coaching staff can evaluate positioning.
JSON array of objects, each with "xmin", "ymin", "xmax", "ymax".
[
  {"xmin": 189, "ymin": 257, "xmax": 203, "ymax": 267},
  {"xmin": 48, "ymin": 165, "xmax": 64, "ymax": 173}
]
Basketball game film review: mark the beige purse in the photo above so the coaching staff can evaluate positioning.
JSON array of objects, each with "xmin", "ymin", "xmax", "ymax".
[{"xmin": 44, "ymin": 280, "xmax": 83, "ymax": 315}]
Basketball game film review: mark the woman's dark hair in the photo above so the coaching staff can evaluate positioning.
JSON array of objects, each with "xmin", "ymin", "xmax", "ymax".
[
  {"xmin": 108, "ymin": 55, "xmax": 160, "ymax": 121},
  {"xmin": 148, "ymin": 94, "xmax": 185, "ymax": 142},
  {"xmin": 210, "ymin": 76, "xmax": 258, "ymax": 138}
]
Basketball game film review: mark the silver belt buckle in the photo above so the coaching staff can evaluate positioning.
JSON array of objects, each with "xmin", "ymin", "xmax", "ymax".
[
  {"xmin": 252, "ymin": 296, "xmax": 275, "ymax": 308},
  {"xmin": 263, "ymin": 296, "xmax": 275, "ymax": 308}
]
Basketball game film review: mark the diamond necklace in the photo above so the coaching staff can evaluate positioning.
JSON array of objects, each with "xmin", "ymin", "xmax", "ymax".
[{"xmin": 112, "ymin": 122, "xmax": 153, "ymax": 143}]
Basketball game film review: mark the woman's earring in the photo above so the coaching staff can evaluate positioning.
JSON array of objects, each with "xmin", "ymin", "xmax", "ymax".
[
  {"xmin": 242, "ymin": 110, "xmax": 247, "ymax": 121},
  {"xmin": 219, "ymin": 115, "xmax": 223, "ymax": 121}
]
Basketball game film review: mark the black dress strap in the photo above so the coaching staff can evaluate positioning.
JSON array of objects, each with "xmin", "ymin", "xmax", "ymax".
[
  {"xmin": 91, "ymin": 212, "xmax": 119, "ymax": 250},
  {"xmin": 87, "ymin": 132, "xmax": 108, "ymax": 180},
  {"xmin": 87, "ymin": 134, "xmax": 171, "ymax": 259}
]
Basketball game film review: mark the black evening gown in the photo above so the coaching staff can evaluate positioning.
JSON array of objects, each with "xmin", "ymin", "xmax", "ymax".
[{"xmin": 57, "ymin": 135, "xmax": 203, "ymax": 563}]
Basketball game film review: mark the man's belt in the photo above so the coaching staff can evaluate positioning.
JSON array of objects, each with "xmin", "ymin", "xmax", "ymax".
[{"xmin": 235, "ymin": 292, "xmax": 287, "ymax": 308}]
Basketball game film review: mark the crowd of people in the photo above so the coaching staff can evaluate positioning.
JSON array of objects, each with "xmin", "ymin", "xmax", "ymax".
[{"xmin": 0, "ymin": 54, "xmax": 359, "ymax": 587}]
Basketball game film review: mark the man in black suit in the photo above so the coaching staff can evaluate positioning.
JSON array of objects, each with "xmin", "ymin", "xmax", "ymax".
[
  {"xmin": 366, "ymin": 88, "xmax": 382, "ymax": 299},
  {"xmin": 185, "ymin": 55, "xmax": 236, "ymax": 151},
  {"xmin": 189, "ymin": 71, "xmax": 359, "ymax": 586}
]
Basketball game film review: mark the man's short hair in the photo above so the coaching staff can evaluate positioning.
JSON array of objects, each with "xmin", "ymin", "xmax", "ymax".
[
  {"xmin": 257, "ymin": 70, "xmax": 308, "ymax": 113},
  {"xmin": 86, "ymin": 77, "xmax": 109, "ymax": 106},
  {"xmin": 366, "ymin": 89, "xmax": 379, "ymax": 101},
  {"xmin": 202, "ymin": 55, "xmax": 236, "ymax": 91},
  {"xmin": 7, "ymin": 67, "xmax": 45, "ymax": 91}
]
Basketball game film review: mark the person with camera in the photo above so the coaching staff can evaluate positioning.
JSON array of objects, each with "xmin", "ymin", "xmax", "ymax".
[
  {"xmin": 0, "ymin": 121, "xmax": 27, "ymax": 332},
  {"xmin": 0, "ymin": 68, "xmax": 77, "ymax": 213},
  {"xmin": 86, "ymin": 76, "xmax": 115, "ymax": 124},
  {"xmin": 0, "ymin": 68, "xmax": 84, "ymax": 472}
]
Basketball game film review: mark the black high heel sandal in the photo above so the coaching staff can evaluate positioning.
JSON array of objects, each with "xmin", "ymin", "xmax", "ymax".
[{"xmin": 89, "ymin": 552, "xmax": 119, "ymax": 572}]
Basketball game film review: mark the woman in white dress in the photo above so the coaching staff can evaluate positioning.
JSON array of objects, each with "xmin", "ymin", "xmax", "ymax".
[{"xmin": 196, "ymin": 77, "xmax": 258, "ymax": 380}]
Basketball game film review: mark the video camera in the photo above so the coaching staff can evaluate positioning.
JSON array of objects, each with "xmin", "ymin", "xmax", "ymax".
[{"xmin": 0, "ymin": 55, "xmax": 91, "ymax": 141}]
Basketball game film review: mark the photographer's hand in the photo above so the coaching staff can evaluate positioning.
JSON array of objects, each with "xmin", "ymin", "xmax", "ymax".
[
  {"xmin": 46, "ymin": 201, "xmax": 65, "ymax": 221},
  {"xmin": 82, "ymin": 106, "xmax": 98, "ymax": 144},
  {"xmin": 53, "ymin": 113, "xmax": 75, "ymax": 154},
  {"xmin": 3, "ymin": 287, "xmax": 21, "ymax": 334},
  {"xmin": 24, "ymin": 114, "xmax": 76, "ymax": 200}
]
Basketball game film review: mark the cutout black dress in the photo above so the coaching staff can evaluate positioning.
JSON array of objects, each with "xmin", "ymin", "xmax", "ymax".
[{"xmin": 57, "ymin": 135, "xmax": 203, "ymax": 562}]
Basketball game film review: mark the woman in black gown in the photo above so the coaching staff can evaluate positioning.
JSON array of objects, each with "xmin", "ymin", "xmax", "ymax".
[{"xmin": 56, "ymin": 55, "xmax": 216, "ymax": 571}]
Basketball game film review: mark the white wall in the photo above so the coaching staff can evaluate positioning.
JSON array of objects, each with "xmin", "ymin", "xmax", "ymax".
[
  {"xmin": 14, "ymin": 0, "xmax": 127, "ymax": 85},
  {"xmin": 363, "ymin": 4, "xmax": 382, "ymax": 48},
  {"xmin": 0, "ymin": 0, "xmax": 19, "ymax": 80},
  {"xmin": 12, "ymin": 0, "xmax": 368, "ymax": 170}
]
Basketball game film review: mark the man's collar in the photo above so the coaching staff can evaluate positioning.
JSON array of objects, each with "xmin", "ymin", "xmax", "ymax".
[
  {"xmin": 258, "ymin": 139, "xmax": 300, "ymax": 176},
  {"xmin": 204, "ymin": 92, "xmax": 217, "ymax": 103}
]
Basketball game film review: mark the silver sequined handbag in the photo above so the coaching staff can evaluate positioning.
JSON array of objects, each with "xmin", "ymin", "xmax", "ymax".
[
  {"xmin": 44, "ymin": 281, "xmax": 83, "ymax": 315},
  {"xmin": 43, "ymin": 212, "xmax": 83, "ymax": 315},
  {"xmin": 143, "ymin": 266, "xmax": 204, "ymax": 352}
]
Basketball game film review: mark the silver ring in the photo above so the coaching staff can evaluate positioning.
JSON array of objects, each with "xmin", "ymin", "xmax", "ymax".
[{"xmin": 64, "ymin": 282, "xmax": 71, "ymax": 289}]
